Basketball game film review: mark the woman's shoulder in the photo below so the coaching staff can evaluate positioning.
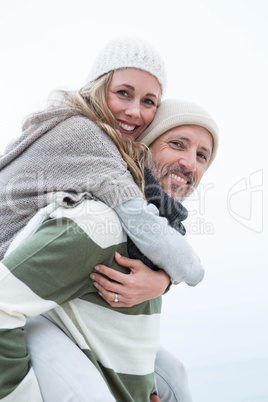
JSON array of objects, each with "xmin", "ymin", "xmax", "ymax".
[{"xmin": 62, "ymin": 113, "xmax": 113, "ymax": 144}]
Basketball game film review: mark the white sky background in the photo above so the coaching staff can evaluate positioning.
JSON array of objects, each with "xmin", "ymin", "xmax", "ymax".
[{"xmin": 0, "ymin": 0, "xmax": 267, "ymax": 374}]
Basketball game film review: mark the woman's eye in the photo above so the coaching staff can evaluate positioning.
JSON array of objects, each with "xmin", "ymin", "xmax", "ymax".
[
  {"xmin": 117, "ymin": 90, "xmax": 129, "ymax": 97},
  {"xmin": 143, "ymin": 98, "xmax": 156, "ymax": 106}
]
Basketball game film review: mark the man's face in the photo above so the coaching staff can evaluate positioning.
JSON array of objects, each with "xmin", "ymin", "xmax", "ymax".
[{"xmin": 149, "ymin": 125, "xmax": 213, "ymax": 201}]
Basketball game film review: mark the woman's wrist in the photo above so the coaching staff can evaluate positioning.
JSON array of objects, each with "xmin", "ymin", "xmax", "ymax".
[
  {"xmin": 163, "ymin": 281, "xmax": 172, "ymax": 294},
  {"xmin": 157, "ymin": 269, "xmax": 171, "ymax": 295}
]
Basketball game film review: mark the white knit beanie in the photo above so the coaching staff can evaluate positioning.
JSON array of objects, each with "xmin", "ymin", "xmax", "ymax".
[
  {"xmin": 87, "ymin": 36, "xmax": 167, "ymax": 95},
  {"xmin": 137, "ymin": 99, "xmax": 219, "ymax": 168}
]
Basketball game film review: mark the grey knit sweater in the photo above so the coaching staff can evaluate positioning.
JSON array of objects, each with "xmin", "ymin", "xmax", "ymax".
[
  {"xmin": 0, "ymin": 107, "xmax": 142, "ymax": 259},
  {"xmin": 0, "ymin": 107, "xmax": 204, "ymax": 285}
]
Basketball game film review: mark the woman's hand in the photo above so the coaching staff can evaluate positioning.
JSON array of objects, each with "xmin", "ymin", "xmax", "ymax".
[{"xmin": 90, "ymin": 252, "xmax": 171, "ymax": 307}]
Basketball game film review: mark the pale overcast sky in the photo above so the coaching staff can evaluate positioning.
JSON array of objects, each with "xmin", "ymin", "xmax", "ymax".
[{"xmin": 0, "ymin": 0, "xmax": 267, "ymax": 387}]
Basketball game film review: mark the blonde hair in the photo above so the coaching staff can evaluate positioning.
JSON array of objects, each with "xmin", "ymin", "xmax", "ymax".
[{"xmin": 47, "ymin": 72, "xmax": 152, "ymax": 192}]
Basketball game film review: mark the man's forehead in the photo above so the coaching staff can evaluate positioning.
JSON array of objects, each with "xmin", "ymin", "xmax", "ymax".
[{"xmin": 158, "ymin": 125, "xmax": 212, "ymax": 146}]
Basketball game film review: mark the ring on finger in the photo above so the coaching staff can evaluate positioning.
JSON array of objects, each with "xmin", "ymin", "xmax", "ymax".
[{"xmin": 114, "ymin": 293, "xmax": 119, "ymax": 303}]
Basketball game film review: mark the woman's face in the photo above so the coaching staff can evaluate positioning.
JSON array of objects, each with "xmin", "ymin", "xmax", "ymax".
[{"xmin": 107, "ymin": 68, "xmax": 161, "ymax": 141}]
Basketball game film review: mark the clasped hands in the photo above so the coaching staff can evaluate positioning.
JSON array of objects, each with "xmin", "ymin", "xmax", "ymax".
[{"xmin": 90, "ymin": 252, "xmax": 171, "ymax": 307}]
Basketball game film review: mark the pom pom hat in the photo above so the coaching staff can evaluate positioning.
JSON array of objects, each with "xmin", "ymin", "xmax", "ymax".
[
  {"xmin": 138, "ymin": 99, "xmax": 219, "ymax": 168},
  {"xmin": 87, "ymin": 36, "xmax": 167, "ymax": 95}
]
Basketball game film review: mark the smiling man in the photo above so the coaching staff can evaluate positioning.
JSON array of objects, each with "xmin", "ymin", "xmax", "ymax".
[
  {"xmin": 149, "ymin": 125, "xmax": 212, "ymax": 200},
  {"xmin": 138, "ymin": 98, "xmax": 218, "ymax": 204},
  {"xmin": 96, "ymin": 98, "xmax": 219, "ymax": 308},
  {"xmin": 90, "ymin": 98, "xmax": 219, "ymax": 401}
]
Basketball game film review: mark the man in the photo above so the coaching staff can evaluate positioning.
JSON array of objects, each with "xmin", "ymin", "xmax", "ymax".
[
  {"xmin": 76, "ymin": 98, "xmax": 219, "ymax": 401},
  {"xmin": 91, "ymin": 98, "xmax": 218, "ymax": 307},
  {"xmin": 1, "ymin": 99, "xmax": 218, "ymax": 402}
]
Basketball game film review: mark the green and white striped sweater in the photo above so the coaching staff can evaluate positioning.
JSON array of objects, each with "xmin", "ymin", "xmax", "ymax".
[{"xmin": 0, "ymin": 200, "xmax": 161, "ymax": 401}]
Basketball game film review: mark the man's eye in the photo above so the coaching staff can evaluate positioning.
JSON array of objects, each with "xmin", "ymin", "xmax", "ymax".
[
  {"xmin": 170, "ymin": 141, "xmax": 182, "ymax": 147},
  {"xmin": 198, "ymin": 153, "xmax": 207, "ymax": 161}
]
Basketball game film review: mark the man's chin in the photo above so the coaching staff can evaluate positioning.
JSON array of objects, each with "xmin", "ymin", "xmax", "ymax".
[
  {"xmin": 164, "ymin": 184, "xmax": 194, "ymax": 202},
  {"xmin": 164, "ymin": 187, "xmax": 184, "ymax": 202}
]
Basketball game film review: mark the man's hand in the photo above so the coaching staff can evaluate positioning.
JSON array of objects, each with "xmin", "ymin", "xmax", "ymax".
[{"xmin": 90, "ymin": 252, "xmax": 171, "ymax": 307}]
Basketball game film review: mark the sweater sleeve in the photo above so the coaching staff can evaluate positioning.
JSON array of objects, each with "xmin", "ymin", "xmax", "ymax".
[
  {"xmin": 0, "ymin": 217, "xmax": 100, "ymax": 401},
  {"xmin": 55, "ymin": 118, "xmax": 204, "ymax": 285},
  {"xmin": 53, "ymin": 118, "xmax": 204, "ymax": 285},
  {"xmin": 114, "ymin": 198, "xmax": 205, "ymax": 285},
  {"xmin": 0, "ymin": 115, "xmax": 144, "ymax": 260},
  {"xmin": 33, "ymin": 116, "xmax": 144, "ymax": 208}
]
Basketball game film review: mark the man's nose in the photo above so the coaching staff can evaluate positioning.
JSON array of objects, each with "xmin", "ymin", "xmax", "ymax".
[{"xmin": 179, "ymin": 150, "xmax": 196, "ymax": 172}]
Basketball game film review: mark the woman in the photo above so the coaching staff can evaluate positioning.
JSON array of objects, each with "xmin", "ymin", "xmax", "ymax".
[
  {"xmin": 0, "ymin": 37, "xmax": 204, "ymax": 401},
  {"xmin": 1, "ymin": 36, "xmax": 202, "ymax": 286}
]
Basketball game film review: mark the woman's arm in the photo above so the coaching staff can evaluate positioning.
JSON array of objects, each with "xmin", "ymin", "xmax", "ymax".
[
  {"xmin": 47, "ymin": 120, "xmax": 203, "ymax": 286},
  {"xmin": 115, "ymin": 198, "xmax": 204, "ymax": 285},
  {"xmin": 90, "ymin": 252, "xmax": 172, "ymax": 307}
]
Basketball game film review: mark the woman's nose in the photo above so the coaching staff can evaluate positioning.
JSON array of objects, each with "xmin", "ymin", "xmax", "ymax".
[{"xmin": 125, "ymin": 100, "xmax": 141, "ymax": 119}]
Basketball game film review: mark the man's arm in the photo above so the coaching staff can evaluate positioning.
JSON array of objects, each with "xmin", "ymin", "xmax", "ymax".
[{"xmin": 91, "ymin": 253, "xmax": 171, "ymax": 307}]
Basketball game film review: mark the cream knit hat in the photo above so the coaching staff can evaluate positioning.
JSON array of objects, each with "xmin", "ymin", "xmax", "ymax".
[
  {"xmin": 87, "ymin": 36, "xmax": 167, "ymax": 95},
  {"xmin": 137, "ymin": 99, "xmax": 219, "ymax": 168}
]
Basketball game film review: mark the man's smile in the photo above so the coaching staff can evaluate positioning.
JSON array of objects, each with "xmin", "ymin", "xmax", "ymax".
[
  {"xmin": 165, "ymin": 167, "xmax": 195, "ymax": 187},
  {"xmin": 167, "ymin": 172, "xmax": 188, "ymax": 185}
]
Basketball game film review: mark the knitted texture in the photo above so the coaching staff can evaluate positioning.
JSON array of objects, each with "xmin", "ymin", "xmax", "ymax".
[
  {"xmin": 0, "ymin": 108, "xmax": 142, "ymax": 259},
  {"xmin": 87, "ymin": 36, "xmax": 167, "ymax": 94},
  {"xmin": 138, "ymin": 99, "xmax": 219, "ymax": 167},
  {"xmin": 127, "ymin": 167, "xmax": 188, "ymax": 270}
]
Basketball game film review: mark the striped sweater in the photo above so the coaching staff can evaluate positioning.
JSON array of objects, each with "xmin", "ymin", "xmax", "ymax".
[{"xmin": 0, "ymin": 200, "xmax": 161, "ymax": 402}]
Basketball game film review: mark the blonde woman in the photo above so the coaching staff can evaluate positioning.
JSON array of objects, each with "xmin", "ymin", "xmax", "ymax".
[{"xmin": 0, "ymin": 38, "xmax": 205, "ymax": 401}]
